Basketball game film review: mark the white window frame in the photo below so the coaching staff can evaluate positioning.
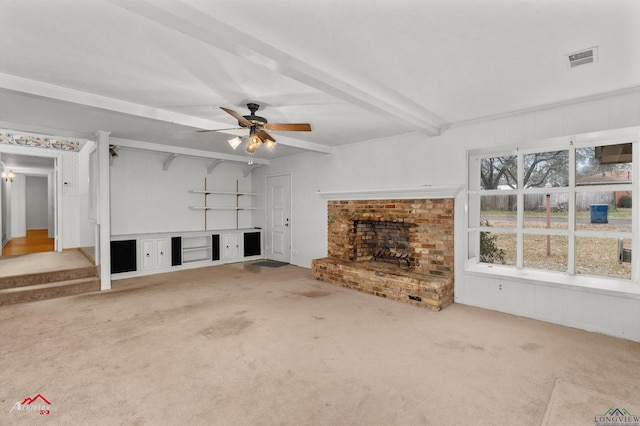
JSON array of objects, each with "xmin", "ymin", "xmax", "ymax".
[{"xmin": 466, "ymin": 128, "xmax": 640, "ymax": 291}]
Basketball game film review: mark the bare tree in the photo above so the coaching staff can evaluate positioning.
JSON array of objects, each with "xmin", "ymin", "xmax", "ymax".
[
  {"xmin": 481, "ymin": 151, "xmax": 568, "ymax": 190},
  {"xmin": 481, "ymin": 156, "xmax": 517, "ymax": 190}
]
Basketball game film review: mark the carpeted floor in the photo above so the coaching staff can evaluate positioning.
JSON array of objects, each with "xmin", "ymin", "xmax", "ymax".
[
  {"xmin": 0, "ymin": 251, "xmax": 94, "ymax": 277},
  {"xmin": 1, "ymin": 262, "xmax": 639, "ymax": 425}
]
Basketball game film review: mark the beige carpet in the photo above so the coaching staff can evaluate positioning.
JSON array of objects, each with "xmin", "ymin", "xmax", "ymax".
[
  {"xmin": 0, "ymin": 251, "xmax": 93, "ymax": 277},
  {"xmin": 1, "ymin": 262, "xmax": 639, "ymax": 425},
  {"xmin": 541, "ymin": 379, "xmax": 638, "ymax": 426}
]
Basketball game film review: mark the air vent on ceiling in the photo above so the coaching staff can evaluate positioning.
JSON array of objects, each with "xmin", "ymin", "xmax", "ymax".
[{"xmin": 567, "ymin": 47, "xmax": 598, "ymax": 68}]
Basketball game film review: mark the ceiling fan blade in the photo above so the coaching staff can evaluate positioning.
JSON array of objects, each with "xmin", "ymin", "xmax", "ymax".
[
  {"xmin": 257, "ymin": 130, "xmax": 275, "ymax": 142},
  {"xmin": 196, "ymin": 127, "xmax": 243, "ymax": 133},
  {"xmin": 264, "ymin": 123, "xmax": 312, "ymax": 132},
  {"xmin": 220, "ymin": 107, "xmax": 253, "ymax": 127}
]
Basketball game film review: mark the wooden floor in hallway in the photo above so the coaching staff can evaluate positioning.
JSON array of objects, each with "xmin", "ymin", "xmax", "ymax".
[{"xmin": 2, "ymin": 229, "xmax": 54, "ymax": 256}]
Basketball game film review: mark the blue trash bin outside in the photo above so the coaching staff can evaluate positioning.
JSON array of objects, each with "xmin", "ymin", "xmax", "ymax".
[{"xmin": 590, "ymin": 204, "xmax": 608, "ymax": 223}]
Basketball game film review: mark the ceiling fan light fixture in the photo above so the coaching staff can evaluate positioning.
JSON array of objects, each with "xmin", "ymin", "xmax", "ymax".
[
  {"xmin": 202, "ymin": 103, "xmax": 312, "ymax": 155},
  {"xmin": 246, "ymin": 135, "xmax": 260, "ymax": 153},
  {"xmin": 249, "ymin": 134, "xmax": 261, "ymax": 146},
  {"xmin": 227, "ymin": 136, "xmax": 242, "ymax": 150},
  {"xmin": 265, "ymin": 139, "xmax": 276, "ymax": 151}
]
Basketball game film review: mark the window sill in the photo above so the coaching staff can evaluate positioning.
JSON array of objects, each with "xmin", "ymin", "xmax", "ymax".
[{"xmin": 464, "ymin": 263, "xmax": 640, "ymax": 300}]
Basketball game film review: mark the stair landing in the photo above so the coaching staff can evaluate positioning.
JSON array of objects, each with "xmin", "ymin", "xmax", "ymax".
[{"xmin": 0, "ymin": 251, "xmax": 100, "ymax": 306}]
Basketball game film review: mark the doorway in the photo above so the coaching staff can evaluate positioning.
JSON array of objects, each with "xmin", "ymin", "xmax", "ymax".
[
  {"xmin": 0, "ymin": 153, "xmax": 57, "ymax": 257},
  {"xmin": 266, "ymin": 174, "xmax": 291, "ymax": 263}
]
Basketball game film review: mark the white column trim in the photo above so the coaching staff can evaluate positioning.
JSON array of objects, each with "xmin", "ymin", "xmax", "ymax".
[{"xmin": 96, "ymin": 131, "xmax": 112, "ymax": 291}]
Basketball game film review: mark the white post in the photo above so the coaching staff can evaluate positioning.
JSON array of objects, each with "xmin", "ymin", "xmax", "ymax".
[
  {"xmin": 545, "ymin": 182, "xmax": 552, "ymax": 256},
  {"xmin": 95, "ymin": 131, "xmax": 111, "ymax": 290}
]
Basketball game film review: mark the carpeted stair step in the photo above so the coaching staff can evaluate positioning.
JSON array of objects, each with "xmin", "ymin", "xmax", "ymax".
[
  {"xmin": 0, "ymin": 266, "xmax": 97, "ymax": 290},
  {"xmin": 0, "ymin": 277, "xmax": 101, "ymax": 306}
]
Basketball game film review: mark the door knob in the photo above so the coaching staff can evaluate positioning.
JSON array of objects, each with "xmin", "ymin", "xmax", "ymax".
[{"xmin": 285, "ymin": 218, "xmax": 289, "ymax": 227}]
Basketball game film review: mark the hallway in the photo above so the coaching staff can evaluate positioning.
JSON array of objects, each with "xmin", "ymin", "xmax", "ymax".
[{"xmin": 2, "ymin": 229, "xmax": 53, "ymax": 256}]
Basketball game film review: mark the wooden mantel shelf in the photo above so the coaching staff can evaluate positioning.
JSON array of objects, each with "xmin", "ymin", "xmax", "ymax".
[{"xmin": 316, "ymin": 185, "xmax": 463, "ymax": 200}]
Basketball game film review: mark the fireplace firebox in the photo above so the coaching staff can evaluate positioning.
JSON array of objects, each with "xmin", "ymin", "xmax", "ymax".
[{"xmin": 354, "ymin": 220, "xmax": 417, "ymax": 267}]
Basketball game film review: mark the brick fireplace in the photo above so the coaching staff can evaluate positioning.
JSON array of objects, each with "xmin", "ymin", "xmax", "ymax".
[{"xmin": 312, "ymin": 194, "xmax": 455, "ymax": 311}]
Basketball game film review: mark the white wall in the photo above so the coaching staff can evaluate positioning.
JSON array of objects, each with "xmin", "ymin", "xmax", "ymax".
[
  {"xmin": 25, "ymin": 175, "xmax": 48, "ymax": 230},
  {"xmin": 110, "ymin": 149, "xmax": 254, "ymax": 235},
  {"xmin": 1, "ymin": 174, "xmax": 10, "ymax": 245},
  {"xmin": 9, "ymin": 174, "xmax": 26, "ymax": 238},
  {"xmin": 251, "ymin": 132, "xmax": 463, "ymax": 267},
  {"xmin": 252, "ymin": 89, "xmax": 640, "ymax": 341},
  {"xmin": 78, "ymin": 141, "xmax": 95, "ymax": 248}
]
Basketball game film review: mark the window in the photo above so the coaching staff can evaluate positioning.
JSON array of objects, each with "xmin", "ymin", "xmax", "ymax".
[{"xmin": 468, "ymin": 139, "xmax": 636, "ymax": 282}]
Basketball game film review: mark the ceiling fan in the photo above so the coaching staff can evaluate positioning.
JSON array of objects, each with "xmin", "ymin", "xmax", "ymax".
[{"xmin": 198, "ymin": 103, "xmax": 312, "ymax": 153}]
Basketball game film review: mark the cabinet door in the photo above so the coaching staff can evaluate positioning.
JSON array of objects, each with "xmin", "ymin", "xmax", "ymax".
[
  {"xmin": 141, "ymin": 239, "xmax": 155, "ymax": 270},
  {"xmin": 156, "ymin": 238, "xmax": 169, "ymax": 268},
  {"xmin": 223, "ymin": 234, "xmax": 240, "ymax": 259},
  {"xmin": 233, "ymin": 234, "xmax": 242, "ymax": 258}
]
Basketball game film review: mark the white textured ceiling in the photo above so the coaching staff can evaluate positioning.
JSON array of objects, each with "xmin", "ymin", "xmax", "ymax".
[{"xmin": 0, "ymin": 0, "xmax": 638, "ymax": 161}]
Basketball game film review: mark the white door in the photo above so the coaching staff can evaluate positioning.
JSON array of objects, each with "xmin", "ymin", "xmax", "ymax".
[{"xmin": 266, "ymin": 174, "xmax": 291, "ymax": 263}]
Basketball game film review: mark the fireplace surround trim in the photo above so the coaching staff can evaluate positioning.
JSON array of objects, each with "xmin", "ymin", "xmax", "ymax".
[{"xmin": 317, "ymin": 185, "xmax": 463, "ymax": 200}]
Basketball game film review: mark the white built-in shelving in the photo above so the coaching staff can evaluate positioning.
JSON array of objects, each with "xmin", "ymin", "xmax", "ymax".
[
  {"xmin": 187, "ymin": 190, "xmax": 257, "ymax": 210},
  {"xmin": 181, "ymin": 234, "xmax": 212, "ymax": 263},
  {"xmin": 188, "ymin": 179, "xmax": 256, "ymax": 229}
]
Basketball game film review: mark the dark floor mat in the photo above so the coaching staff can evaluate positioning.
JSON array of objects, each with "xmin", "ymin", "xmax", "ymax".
[{"xmin": 252, "ymin": 261, "xmax": 289, "ymax": 268}]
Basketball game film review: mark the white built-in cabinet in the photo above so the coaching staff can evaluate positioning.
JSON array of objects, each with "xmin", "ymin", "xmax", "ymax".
[
  {"xmin": 140, "ymin": 237, "xmax": 169, "ymax": 270},
  {"xmin": 111, "ymin": 229, "xmax": 262, "ymax": 278},
  {"xmin": 222, "ymin": 233, "xmax": 242, "ymax": 260}
]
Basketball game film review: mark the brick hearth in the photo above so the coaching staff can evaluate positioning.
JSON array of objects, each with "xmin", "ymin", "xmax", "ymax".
[{"xmin": 312, "ymin": 198, "xmax": 454, "ymax": 311}]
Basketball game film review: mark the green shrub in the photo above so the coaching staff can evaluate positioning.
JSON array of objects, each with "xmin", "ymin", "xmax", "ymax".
[
  {"xmin": 618, "ymin": 196, "xmax": 632, "ymax": 208},
  {"xmin": 480, "ymin": 220, "xmax": 506, "ymax": 264}
]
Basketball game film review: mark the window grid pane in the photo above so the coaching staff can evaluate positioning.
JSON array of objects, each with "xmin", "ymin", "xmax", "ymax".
[
  {"xmin": 523, "ymin": 193, "xmax": 568, "ymax": 229},
  {"xmin": 523, "ymin": 234, "xmax": 568, "ymax": 272},
  {"xmin": 575, "ymin": 191, "xmax": 632, "ymax": 232},
  {"xmin": 479, "ymin": 232, "xmax": 516, "ymax": 266},
  {"xmin": 480, "ymin": 194, "xmax": 517, "ymax": 228},
  {"xmin": 480, "ymin": 156, "xmax": 517, "ymax": 190},
  {"xmin": 575, "ymin": 237, "xmax": 632, "ymax": 279}
]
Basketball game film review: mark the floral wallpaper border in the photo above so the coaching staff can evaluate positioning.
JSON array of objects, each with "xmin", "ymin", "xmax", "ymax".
[{"xmin": 0, "ymin": 131, "xmax": 84, "ymax": 151}]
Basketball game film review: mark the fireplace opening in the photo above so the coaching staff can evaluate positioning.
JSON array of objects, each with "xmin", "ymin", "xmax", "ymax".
[{"xmin": 353, "ymin": 220, "xmax": 417, "ymax": 267}]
